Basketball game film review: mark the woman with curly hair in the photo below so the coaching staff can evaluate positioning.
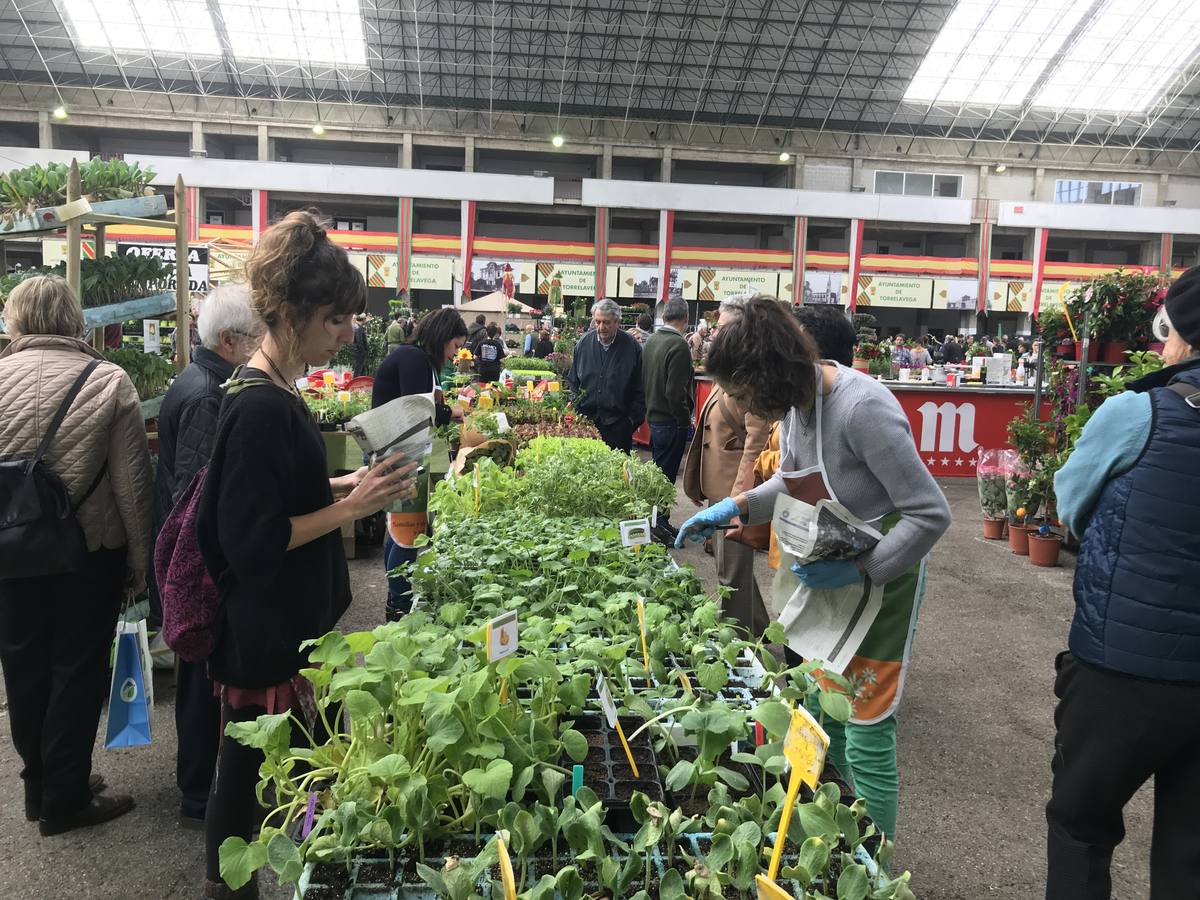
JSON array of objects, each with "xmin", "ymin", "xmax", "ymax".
[{"xmin": 675, "ymin": 295, "xmax": 950, "ymax": 842}]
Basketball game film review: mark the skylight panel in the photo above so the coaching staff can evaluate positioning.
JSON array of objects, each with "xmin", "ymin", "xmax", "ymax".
[
  {"xmin": 58, "ymin": 0, "xmax": 222, "ymax": 57},
  {"xmin": 1031, "ymin": 0, "xmax": 1200, "ymax": 112},
  {"xmin": 218, "ymin": 0, "xmax": 368, "ymax": 67},
  {"xmin": 904, "ymin": 0, "xmax": 1090, "ymax": 107}
]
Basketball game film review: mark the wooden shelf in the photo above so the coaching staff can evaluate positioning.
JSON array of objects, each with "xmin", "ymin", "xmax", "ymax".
[{"xmin": 0, "ymin": 194, "xmax": 170, "ymax": 237}]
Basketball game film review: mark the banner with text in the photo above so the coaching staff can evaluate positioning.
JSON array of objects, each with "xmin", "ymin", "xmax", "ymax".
[
  {"xmin": 696, "ymin": 269, "xmax": 781, "ymax": 302},
  {"xmin": 1000, "ymin": 281, "xmax": 1035, "ymax": 313},
  {"xmin": 855, "ymin": 274, "xmax": 932, "ymax": 309},
  {"xmin": 410, "ymin": 256, "xmax": 455, "ymax": 291},
  {"xmin": 117, "ymin": 242, "xmax": 209, "ymax": 293},
  {"xmin": 536, "ymin": 262, "xmax": 595, "ymax": 297},
  {"xmin": 1040, "ymin": 281, "xmax": 1074, "ymax": 311}
]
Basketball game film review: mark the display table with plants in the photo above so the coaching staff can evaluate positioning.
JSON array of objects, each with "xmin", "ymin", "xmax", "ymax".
[{"xmin": 215, "ymin": 437, "xmax": 915, "ymax": 900}]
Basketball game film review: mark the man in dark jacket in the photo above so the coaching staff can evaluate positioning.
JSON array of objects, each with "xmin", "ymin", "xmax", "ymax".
[
  {"xmin": 1045, "ymin": 267, "xmax": 1200, "ymax": 899},
  {"xmin": 351, "ymin": 314, "xmax": 369, "ymax": 376},
  {"xmin": 567, "ymin": 298, "xmax": 645, "ymax": 451},
  {"xmin": 642, "ymin": 298, "xmax": 693, "ymax": 535},
  {"xmin": 475, "ymin": 323, "xmax": 506, "ymax": 383},
  {"xmin": 466, "ymin": 313, "xmax": 487, "ymax": 351},
  {"xmin": 152, "ymin": 284, "xmax": 261, "ymax": 829},
  {"xmin": 943, "ymin": 335, "xmax": 965, "ymax": 364}
]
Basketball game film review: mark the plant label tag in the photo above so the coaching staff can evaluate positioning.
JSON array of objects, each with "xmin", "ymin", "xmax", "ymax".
[
  {"xmin": 623, "ymin": 463, "xmax": 632, "ymax": 485},
  {"xmin": 142, "ymin": 319, "xmax": 160, "ymax": 354},
  {"xmin": 595, "ymin": 675, "xmax": 619, "ymax": 728},
  {"xmin": 755, "ymin": 874, "xmax": 792, "ymax": 900},
  {"xmin": 548, "ymin": 381, "xmax": 560, "ymax": 392},
  {"xmin": 497, "ymin": 834, "xmax": 517, "ymax": 900},
  {"xmin": 783, "ymin": 705, "xmax": 830, "ymax": 789},
  {"xmin": 486, "ymin": 610, "xmax": 519, "ymax": 663},
  {"xmin": 651, "ymin": 505, "xmax": 658, "ymax": 527},
  {"xmin": 619, "ymin": 518, "xmax": 651, "ymax": 548}
]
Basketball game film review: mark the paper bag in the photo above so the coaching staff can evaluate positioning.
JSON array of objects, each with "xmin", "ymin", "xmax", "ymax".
[{"xmin": 105, "ymin": 621, "xmax": 152, "ymax": 748}]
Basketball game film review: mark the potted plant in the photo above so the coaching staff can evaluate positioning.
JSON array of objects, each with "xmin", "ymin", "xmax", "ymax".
[
  {"xmin": 1073, "ymin": 270, "xmax": 1163, "ymax": 362},
  {"xmin": 976, "ymin": 449, "xmax": 1010, "ymax": 539},
  {"xmin": 1036, "ymin": 306, "xmax": 1077, "ymax": 359},
  {"xmin": 1028, "ymin": 524, "xmax": 1064, "ymax": 567}
]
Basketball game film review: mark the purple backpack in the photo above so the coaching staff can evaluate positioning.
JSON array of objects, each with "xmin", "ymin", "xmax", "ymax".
[
  {"xmin": 154, "ymin": 467, "xmax": 218, "ymax": 661},
  {"xmin": 153, "ymin": 371, "xmax": 271, "ymax": 662}
]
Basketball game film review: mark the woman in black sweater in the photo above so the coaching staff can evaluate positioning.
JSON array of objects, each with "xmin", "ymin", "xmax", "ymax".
[
  {"xmin": 373, "ymin": 306, "xmax": 467, "ymax": 619},
  {"xmin": 197, "ymin": 211, "xmax": 415, "ymax": 900}
]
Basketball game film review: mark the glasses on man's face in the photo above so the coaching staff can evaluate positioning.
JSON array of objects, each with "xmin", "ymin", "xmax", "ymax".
[{"xmin": 1153, "ymin": 306, "xmax": 1172, "ymax": 342}]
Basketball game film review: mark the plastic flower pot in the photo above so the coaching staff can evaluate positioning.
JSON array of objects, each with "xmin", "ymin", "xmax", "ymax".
[
  {"xmin": 853, "ymin": 357, "xmax": 870, "ymax": 373},
  {"xmin": 982, "ymin": 517, "xmax": 1006, "ymax": 540},
  {"xmin": 1029, "ymin": 532, "xmax": 1063, "ymax": 567},
  {"xmin": 1102, "ymin": 341, "xmax": 1130, "ymax": 364},
  {"xmin": 1149, "ymin": 341, "xmax": 1166, "ymax": 354},
  {"xmin": 1008, "ymin": 523, "xmax": 1035, "ymax": 555}
]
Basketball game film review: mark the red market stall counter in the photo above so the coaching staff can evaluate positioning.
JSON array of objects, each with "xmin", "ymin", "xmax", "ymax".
[{"xmin": 885, "ymin": 382, "xmax": 1051, "ymax": 478}]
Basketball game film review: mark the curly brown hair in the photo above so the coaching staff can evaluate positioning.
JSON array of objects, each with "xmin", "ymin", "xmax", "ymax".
[
  {"xmin": 704, "ymin": 295, "xmax": 819, "ymax": 420},
  {"xmin": 244, "ymin": 209, "xmax": 366, "ymax": 340}
]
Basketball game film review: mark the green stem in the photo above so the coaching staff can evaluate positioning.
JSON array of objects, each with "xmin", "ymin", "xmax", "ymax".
[{"xmin": 625, "ymin": 702, "xmax": 699, "ymax": 743}]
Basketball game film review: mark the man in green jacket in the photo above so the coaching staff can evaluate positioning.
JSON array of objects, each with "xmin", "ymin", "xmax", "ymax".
[{"xmin": 642, "ymin": 298, "xmax": 694, "ymax": 538}]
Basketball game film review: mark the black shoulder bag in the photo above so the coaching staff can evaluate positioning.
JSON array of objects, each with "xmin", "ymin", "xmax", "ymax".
[{"xmin": 0, "ymin": 359, "xmax": 107, "ymax": 580}]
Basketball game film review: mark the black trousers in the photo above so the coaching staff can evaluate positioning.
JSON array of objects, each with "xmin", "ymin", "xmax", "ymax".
[
  {"xmin": 176, "ymin": 658, "xmax": 220, "ymax": 819},
  {"xmin": 597, "ymin": 418, "xmax": 634, "ymax": 453},
  {"xmin": 0, "ymin": 547, "xmax": 124, "ymax": 819},
  {"xmin": 1046, "ymin": 651, "xmax": 1200, "ymax": 900},
  {"xmin": 206, "ymin": 700, "xmax": 268, "ymax": 881}
]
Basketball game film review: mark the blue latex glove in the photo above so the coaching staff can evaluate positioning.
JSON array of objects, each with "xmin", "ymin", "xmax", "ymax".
[
  {"xmin": 789, "ymin": 559, "xmax": 863, "ymax": 588},
  {"xmin": 674, "ymin": 498, "xmax": 740, "ymax": 548}
]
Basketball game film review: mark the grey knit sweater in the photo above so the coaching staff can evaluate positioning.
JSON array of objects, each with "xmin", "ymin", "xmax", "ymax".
[{"xmin": 743, "ymin": 364, "xmax": 951, "ymax": 584}]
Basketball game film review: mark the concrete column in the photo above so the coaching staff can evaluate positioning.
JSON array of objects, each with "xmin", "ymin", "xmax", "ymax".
[
  {"xmin": 464, "ymin": 135, "xmax": 475, "ymax": 172},
  {"xmin": 978, "ymin": 164, "xmax": 989, "ymax": 200},
  {"xmin": 851, "ymin": 157, "xmax": 864, "ymax": 190},
  {"xmin": 660, "ymin": 147, "xmax": 672, "ymax": 183},
  {"xmin": 190, "ymin": 121, "xmax": 205, "ymax": 157},
  {"xmin": 400, "ymin": 132, "xmax": 413, "ymax": 168},
  {"xmin": 793, "ymin": 155, "xmax": 805, "ymax": 189},
  {"xmin": 1159, "ymin": 171, "xmax": 1170, "ymax": 206},
  {"xmin": 38, "ymin": 111, "xmax": 52, "ymax": 149},
  {"xmin": 601, "ymin": 144, "xmax": 613, "ymax": 179},
  {"xmin": 1034, "ymin": 167, "xmax": 1046, "ymax": 201},
  {"xmin": 257, "ymin": 125, "xmax": 270, "ymax": 161}
]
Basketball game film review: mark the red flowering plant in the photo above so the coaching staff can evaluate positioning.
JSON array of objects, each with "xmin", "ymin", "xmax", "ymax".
[{"xmin": 1073, "ymin": 270, "xmax": 1163, "ymax": 344}]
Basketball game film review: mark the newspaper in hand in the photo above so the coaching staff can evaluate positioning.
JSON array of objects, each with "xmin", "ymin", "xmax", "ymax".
[
  {"xmin": 770, "ymin": 494, "xmax": 884, "ymax": 676},
  {"xmin": 773, "ymin": 497, "xmax": 883, "ymax": 564},
  {"xmin": 345, "ymin": 394, "xmax": 436, "ymax": 514}
]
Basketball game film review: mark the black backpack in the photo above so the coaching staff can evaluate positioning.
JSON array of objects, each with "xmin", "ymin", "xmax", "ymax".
[{"xmin": 0, "ymin": 359, "xmax": 107, "ymax": 580}]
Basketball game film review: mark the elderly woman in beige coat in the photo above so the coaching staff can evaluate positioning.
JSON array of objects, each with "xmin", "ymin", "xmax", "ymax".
[{"xmin": 0, "ymin": 275, "xmax": 152, "ymax": 836}]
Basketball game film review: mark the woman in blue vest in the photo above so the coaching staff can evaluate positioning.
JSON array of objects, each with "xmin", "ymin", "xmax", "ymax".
[{"xmin": 1046, "ymin": 266, "xmax": 1200, "ymax": 899}]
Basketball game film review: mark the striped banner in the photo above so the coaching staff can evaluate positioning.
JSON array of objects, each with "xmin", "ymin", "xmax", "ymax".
[
  {"xmin": 460, "ymin": 200, "xmax": 477, "ymax": 303},
  {"xmin": 186, "ymin": 186, "xmax": 201, "ymax": 243},
  {"xmin": 855, "ymin": 274, "xmax": 874, "ymax": 307},
  {"xmin": 81, "ymin": 240, "xmax": 96, "ymax": 260},
  {"xmin": 366, "ymin": 255, "xmax": 388, "ymax": 288},
  {"xmin": 847, "ymin": 220, "xmax": 865, "ymax": 313},
  {"xmin": 536, "ymin": 261, "xmax": 556, "ymax": 294},
  {"xmin": 792, "ymin": 216, "xmax": 807, "ymax": 305},
  {"xmin": 594, "ymin": 208, "xmax": 609, "ymax": 297},
  {"xmin": 396, "ymin": 197, "xmax": 413, "ymax": 292},
  {"xmin": 977, "ymin": 222, "xmax": 992, "ymax": 313},
  {"xmin": 1030, "ymin": 228, "xmax": 1050, "ymax": 317},
  {"xmin": 658, "ymin": 210, "xmax": 675, "ymax": 302},
  {"xmin": 1161, "ymin": 233, "xmax": 1174, "ymax": 283},
  {"xmin": 1007, "ymin": 281, "xmax": 1026, "ymax": 312},
  {"xmin": 697, "ymin": 269, "xmax": 717, "ymax": 302},
  {"xmin": 252, "ymin": 190, "xmax": 268, "ymax": 243}
]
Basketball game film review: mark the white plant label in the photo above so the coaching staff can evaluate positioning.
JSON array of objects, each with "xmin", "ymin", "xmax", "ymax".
[
  {"xmin": 486, "ymin": 610, "xmax": 519, "ymax": 663},
  {"xmin": 595, "ymin": 674, "xmax": 619, "ymax": 728},
  {"xmin": 619, "ymin": 518, "xmax": 652, "ymax": 548}
]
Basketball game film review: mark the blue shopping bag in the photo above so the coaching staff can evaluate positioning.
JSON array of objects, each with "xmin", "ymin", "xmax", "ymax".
[{"xmin": 105, "ymin": 622, "xmax": 152, "ymax": 749}]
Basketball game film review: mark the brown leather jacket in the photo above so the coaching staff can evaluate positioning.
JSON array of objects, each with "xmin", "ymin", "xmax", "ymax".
[
  {"xmin": 682, "ymin": 385, "xmax": 771, "ymax": 503},
  {"xmin": 0, "ymin": 335, "xmax": 154, "ymax": 572}
]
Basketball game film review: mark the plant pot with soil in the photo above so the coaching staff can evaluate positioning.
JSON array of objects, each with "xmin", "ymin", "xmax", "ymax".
[
  {"xmin": 1101, "ymin": 340, "xmax": 1130, "ymax": 364},
  {"xmin": 1008, "ymin": 523, "xmax": 1035, "ymax": 555},
  {"xmin": 982, "ymin": 517, "xmax": 1006, "ymax": 540},
  {"xmin": 1029, "ymin": 530, "xmax": 1063, "ymax": 567}
]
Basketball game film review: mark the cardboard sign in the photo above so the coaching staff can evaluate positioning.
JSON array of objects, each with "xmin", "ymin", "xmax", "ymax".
[
  {"xmin": 117, "ymin": 242, "xmax": 209, "ymax": 293},
  {"xmin": 783, "ymin": 705, "xmax": 830, "ymax": 789},
  {"xmin": 486, "ymin": 610, "xmax": 518, "ymax": 663}
]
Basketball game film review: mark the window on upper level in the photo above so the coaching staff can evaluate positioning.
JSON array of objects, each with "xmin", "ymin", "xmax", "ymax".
[
  {"xmin": 1054, "ymin": 180, "xmax": 1142, "ymax": 205},
  {"xmin": 874, "ymin": 171, "xmax": 962, "ymax": 198}
]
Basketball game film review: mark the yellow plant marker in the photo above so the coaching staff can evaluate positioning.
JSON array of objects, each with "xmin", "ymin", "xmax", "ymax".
[
  {"xmin": 597, "ymin": 675, "xmax": 639, "ymax": 778},
  {"xmin": 767, "ymin": 706, "xmax": 830, "ymax": 881},
  {"xmin": 636, "ymin": 597, "xmax": 650, "ymax": 674},
  {"xmin": 676, "ymin": 669, "xmax": 694, "ymax": 696},
  {"xmin": 756, "ymin": 874, "xmax": 793, "ymax": 900},
  {"xmin": 473, "ymin": 468, "xmax": 481, "ymax": 514},
  {"xmin": 497, "ymin": 834, "xmax": 517, "ymax": 900},
  {"xmin": 477, "ymin": 393, "xmax": 493, "ymax": 409}
]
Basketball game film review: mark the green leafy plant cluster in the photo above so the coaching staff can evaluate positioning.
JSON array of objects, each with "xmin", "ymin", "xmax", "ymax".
[
  {"xmin": 304, "ymin": 390, "xmax": 372, "ymax": 425},
  {"xmin": 1, "ymin": 254, "xmax": 174, "ymax": 308},
  {"xmin": 429, "ymin": 437, "xmax": 675, "ymax": 522},
  {"xmin": 502, "ymin": 356, "xmax": 557, "ymax": 373},
  {"xmin": 1070, "ymin": 270, "xmax": 1164, "ymax": 344},
  {"xmin": 330, "ymin": 314, "xmax": 388, "ymax": 376},
  {"xmin": 218, "ymin": 507, "xmax": 902, "ymax": 898},
  {"xmin": 0, "ymin": 158, "xmax": 157, "ymax": 224},
  {"xmin": 103, "ymin": 348, "xmax": 175, "ymax": 400}
]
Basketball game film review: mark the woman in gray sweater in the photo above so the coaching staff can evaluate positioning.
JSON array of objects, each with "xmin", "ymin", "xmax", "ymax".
[{"xmin": 675, "ymin": 296, "xmax": 950, "ymax": 841}]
